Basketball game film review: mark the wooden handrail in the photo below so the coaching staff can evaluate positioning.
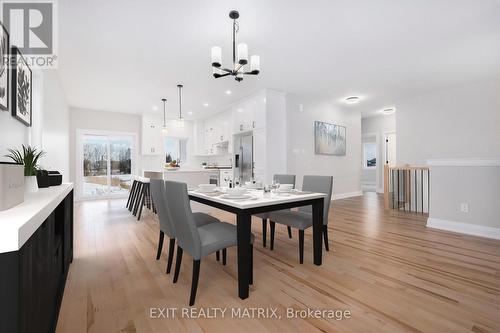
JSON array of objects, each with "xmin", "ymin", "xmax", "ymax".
[{"xmin": 387, "ymin": 165, "xmax": 429, "ymax": 171}]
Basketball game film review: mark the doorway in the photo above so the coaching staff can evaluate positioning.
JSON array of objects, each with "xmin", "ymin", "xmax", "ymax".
[{"xmin": 76, "ymin": 130, "xmax": 137, "ymax": 200}]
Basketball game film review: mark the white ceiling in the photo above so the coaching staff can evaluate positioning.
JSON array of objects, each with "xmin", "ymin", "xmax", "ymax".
[{"xmin": 58, "ymin": 0, "xmax": 500, "ymax": 118}]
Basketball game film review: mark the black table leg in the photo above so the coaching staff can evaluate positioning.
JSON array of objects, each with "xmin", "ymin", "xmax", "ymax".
[
  {"xmin": 312, "ymin": 198, "xmax": 324, "ymax": 265},
  {"xmin": 236, "ymin": 211, "xmax": 252, "ymax": 299}
]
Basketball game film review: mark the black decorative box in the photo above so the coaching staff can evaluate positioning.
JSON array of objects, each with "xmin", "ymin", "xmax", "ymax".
[
  {"xmin": 48, "ymin": 171, "xmax": 63, "ymax": 186},
  {"xmin": 36, "ymin": 170, "xmax": 50, "ymax": 188}
]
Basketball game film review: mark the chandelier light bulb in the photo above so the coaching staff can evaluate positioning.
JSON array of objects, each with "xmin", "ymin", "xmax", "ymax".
[
  {"xmin": 211, "ymin": 46, "xmax": 222, "ymax": 67},
  {"xmin": 250, "ymin": 55, "xmax": 260, "ymax": 73},
  {"xmin": 237, "ymin": 43, "xmax": 248, "ymax": 65}
]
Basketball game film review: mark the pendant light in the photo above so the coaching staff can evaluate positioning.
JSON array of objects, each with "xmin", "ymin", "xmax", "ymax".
[
  {"xmin": 177, "ymin": 84, "xmax": 184, "ymax": 128},
  {"xmin": 161, "ymin": 98, "xmax": 168, "ymax": 135}
]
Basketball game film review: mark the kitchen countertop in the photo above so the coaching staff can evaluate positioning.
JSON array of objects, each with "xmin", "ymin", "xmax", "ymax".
[
  {"xmin": 0, "ymin": 183, "xmax": 73, "ymax": 253},
  {"xmin": 143, "ymin": 169, "xmax": 214, "ymax": 174}
]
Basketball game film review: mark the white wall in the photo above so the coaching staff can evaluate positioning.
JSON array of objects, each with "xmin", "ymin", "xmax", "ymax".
[
  {"xmin": 395, "ymin": 78, "xmax": 500, "ymax": 238},
  {"xmin": 0, "ymin": 70, "xmax": 70, "ymax": 181},
  {"xmin": 361, "ymin": 114, "xmax": 396, "ymax": 191},
  {"xmin": 286, "ymin": 95, "xmax": 362, "ymax": 199},
  {"xmin": 396, "ymin": 79, "xmax": 500, "ymax": 164}
]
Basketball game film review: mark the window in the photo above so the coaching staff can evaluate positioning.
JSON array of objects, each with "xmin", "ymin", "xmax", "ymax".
[
  {"xmin": 78, "ymin": 132, "xmax": 136, "ymax": 199},
  {"xmin": 363, "ymin": 143, "xmax": 377, "ymax": 168},
  {"xmin": 165, "ymin": 137, "xmax": 187, "ymax": 163}
]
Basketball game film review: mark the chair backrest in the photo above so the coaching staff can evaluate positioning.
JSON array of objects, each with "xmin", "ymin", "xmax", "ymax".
[
  {"xmin": 164, "ymin": 181, "xmax": 202, "ymax": 259},
  {"xmin": 299, "ymin": 175, "xmax": 333, "ymax": 224},
  {"xmin": 274, "ymin": 174, "xmax": 296, "ymax": 188},
  {"xmin": 150, "ymin": 179, "xmax": 175, "ymax": 238}
]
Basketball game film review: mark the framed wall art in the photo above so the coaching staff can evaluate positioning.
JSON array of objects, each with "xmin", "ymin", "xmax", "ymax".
[
  {"xmin": 11, "ymin": 46, "xmax": 32, "ymax": 126},
  {"xmin": 0, "ymin": 21, "xmax": 9, "ymax": 111},
  {"xmin": 314, "ymin": 120, "xmax": 346, "ymax": 156}
]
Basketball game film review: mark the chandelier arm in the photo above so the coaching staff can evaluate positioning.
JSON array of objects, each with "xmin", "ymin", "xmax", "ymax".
[
  {"xmin": 218, "ymin": 67, "xmax": 233, "ymax": 73},
  {"xmin": 214, "ymin": 72, "xmax": 231, "ymax": 79}
]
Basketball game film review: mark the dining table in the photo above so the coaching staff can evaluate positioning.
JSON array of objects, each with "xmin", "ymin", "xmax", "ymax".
[{"xmin": 188, "ymin": 188, "xmax": 326, "ymax": 300}]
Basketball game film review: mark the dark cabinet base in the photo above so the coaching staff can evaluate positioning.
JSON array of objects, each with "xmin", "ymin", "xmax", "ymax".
[{"xmin": 0, "ymin": 190, "xmax": 73, "ymax": 333}]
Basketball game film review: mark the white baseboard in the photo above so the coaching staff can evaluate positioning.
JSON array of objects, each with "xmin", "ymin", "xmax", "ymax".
[
  {"xmin": 427, "ymin": 217, "xmax": 500, "ymax": 240},
  {"xmin": 376, "ymin": 187, "xmax": 384, "ymax": 194},
  {"xmin": 332, "ymin": 191, "xmax": 363, "ymax": 201}
]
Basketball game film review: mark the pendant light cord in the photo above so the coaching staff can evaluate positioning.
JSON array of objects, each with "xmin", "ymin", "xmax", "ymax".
[{"xmin": 177, "ymin": 84, "xmax": 183, "ymax": 119}]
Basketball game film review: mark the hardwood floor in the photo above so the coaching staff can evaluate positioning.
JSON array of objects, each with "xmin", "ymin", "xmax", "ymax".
[{"xmin": 56, "ymin": 193, "xmax": 500, "ymax": 333}]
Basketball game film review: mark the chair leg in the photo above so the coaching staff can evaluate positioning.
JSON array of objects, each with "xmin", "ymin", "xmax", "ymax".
[
  {"xmin": 262, "ymin": 218, "xmax": 267, "ymax": 247},
  {"xmin": 270, "ymin": 221, "xmax": 275, "ymax": 250},
  {"xmin": 222, "ymin": 248, "xmax": 227, "ymax": 265},
  {"xmin": 133, "ymin": 182, "xmax": 143, "ymax": 216},
  {"xmin": 299, "ymin": 229, "xmax": 304, "ymax": 264},
  {"xmin": 216, "ymin": 250, "xmax": 220, "ymax": 261},
  {"xmin": 249, "ymin": 243, "xmax": 253, "ymax": 285},
  {"xmin": 126, "ymin": 180, "xmax": 136, "ymax": 209},
  {"xmin": 137, "ymin": 185, "xmax": 146, "ymax": 221},
  {"xmin": 287, "ymin": 226, "xmax": 292, "ymax": 239},
  {"xmin": 323, "ymin": 225, "xmax": 330, "ymax": 252},
  {"xmin": 156, "ymin": 231, "xmax": 164, "ymax": 260},
  {"xmin": 189, "ymin": 260, "xmax": 201, "ymax": 306},
  {"xmin": 173, "ymin": 246, "xmax": 183, "ymax": 283},
  {"xmin": 128, "ymin": 180, "xmax": 138, "ymax": 211},
  {"xmin": 166, "ymin": 238, "xmax": 175, "ymax": 274}
]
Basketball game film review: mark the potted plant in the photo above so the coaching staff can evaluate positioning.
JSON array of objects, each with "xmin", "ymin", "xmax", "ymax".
[{"xmin": 5, "ymin": 145, "xmax": 46, "ymax": 192}]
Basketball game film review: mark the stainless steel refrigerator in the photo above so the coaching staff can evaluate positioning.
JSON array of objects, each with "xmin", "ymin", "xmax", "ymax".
[{"xmin": 234, "ymin": 133, "xmax": 253, "ymax": 183}]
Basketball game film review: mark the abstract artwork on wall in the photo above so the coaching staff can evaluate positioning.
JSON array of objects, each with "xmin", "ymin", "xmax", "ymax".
[
  {"xmin": 11, "ymin": 46, "xmax": 32, "ymax": 126},
  {"xmin": 0, "ymin": 21, "xmax": 9, "ymax": 111},
  {"xmin": 314, "ymin": 121, "xmax": 346, "ymax": 155}
]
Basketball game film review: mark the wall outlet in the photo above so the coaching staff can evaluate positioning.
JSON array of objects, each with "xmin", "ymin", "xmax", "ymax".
[{"xmin": 460, "ymin": 203, "xmax": 469, "ymax": 213}]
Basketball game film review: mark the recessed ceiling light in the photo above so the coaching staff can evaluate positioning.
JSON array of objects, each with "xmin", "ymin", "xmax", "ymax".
[
  {"xmin": 381, "ymin": 107, "xmax": 396, "ymax": 115},
  {"xmin": 225, "ymin": 90, "xmax": 232, "ymax": 95},
  {"xmin": 345, "ymin": 96, "xmax": 360, "ymax": 104},
  {"xmin": 152, "ymin": 105, "xmax": 159, "ymax": 111},
  {"xmin": 203, "ymin": 102, "xmax": 209, "ymax": 107},
  {"xmin": 188, "ymin": 111, "xmax": 193, "ymax": 115}
]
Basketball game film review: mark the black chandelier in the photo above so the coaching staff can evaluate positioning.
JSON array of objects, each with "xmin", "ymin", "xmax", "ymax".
[{"xmin": 211, "ymin": 10, "xmax": 260, "ymax": 82}]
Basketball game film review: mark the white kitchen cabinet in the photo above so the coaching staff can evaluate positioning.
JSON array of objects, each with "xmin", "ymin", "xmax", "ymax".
[
  {"xmin": 194, "ymin": 110, "xmax": 232, "ymax": 156},
  {"xmin": 232, "ymin": 99, "xmax": 256, "ymax": 133},
  {"xmin": 142, "ymin": 114, "xmax": 164, "ymax": 155}
]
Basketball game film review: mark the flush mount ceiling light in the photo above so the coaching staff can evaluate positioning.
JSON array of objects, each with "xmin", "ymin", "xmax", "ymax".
[
  {"xmin": 345, "ymin": 96, "xmax": 361, "ymax": 104},
  {"xmin": 177, "ymin": 84, "xmax": 185, "ymax": 128},
  {"xmin": 161, "ymin": 98, "xmax": 168, "ymax": 136},
  {"xmin": 225, "ymin": 90, "xmax": 232, "ymax": 95},
  {"xmin": 152, "ymin": 105, "xmax": 159, "ymax": 111},
  {"xmin": 203, "ymin": 102, "xmax": 209, "ymax": 107},
  {"xmin": 381, "ymin": 107, "xmax": 396, "ymax": 115},
  {"xmin": 211, "ymin": 10, "xmax": 260, "ymax": 82}
]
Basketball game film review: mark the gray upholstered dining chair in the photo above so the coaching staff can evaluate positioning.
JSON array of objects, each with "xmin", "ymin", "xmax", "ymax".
[
  {"xmin": 268, "ymin": 175, "xmax": 333, "ymax": 264},
  {"xmin": 150, "ymin": 179, "xmax": 220, "ymax": 274},
  {"xmin": 255, "ymin": 174, "xmax": 296, "ymax": 247},
  {"xmin": 164, "ymin": 180, "xmax": 254, "ymax": 306}
]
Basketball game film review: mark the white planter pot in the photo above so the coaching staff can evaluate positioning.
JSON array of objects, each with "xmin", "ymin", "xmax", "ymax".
[{"xmin": 24, "ymin": 176, "xmax": 39, "ymax": 193}]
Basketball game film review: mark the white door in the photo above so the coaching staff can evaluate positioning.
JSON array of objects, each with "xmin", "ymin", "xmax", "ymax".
[
  {"xmin": 385, "ymin": 132, "xmax": 396, "ymax": 166},
  {"xmin": 76, "ymin": 130, "xmax": 137, "ymax": 199}
]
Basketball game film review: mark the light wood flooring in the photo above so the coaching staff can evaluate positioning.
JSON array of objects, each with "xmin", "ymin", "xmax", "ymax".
[{"xmin": 56, "ymin": 193, "xmax": 500, "ymax": 333}]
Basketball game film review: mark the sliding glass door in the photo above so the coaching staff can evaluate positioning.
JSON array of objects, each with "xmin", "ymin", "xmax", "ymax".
[{"xmin": 77, "ymin": 131, "xmax": 136, "ymax": 199}]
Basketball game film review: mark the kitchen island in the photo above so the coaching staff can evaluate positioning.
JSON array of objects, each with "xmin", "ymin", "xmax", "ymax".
[{"xmin": 143, "ymin": 169, "xmax": 213, "ymax": 188}]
